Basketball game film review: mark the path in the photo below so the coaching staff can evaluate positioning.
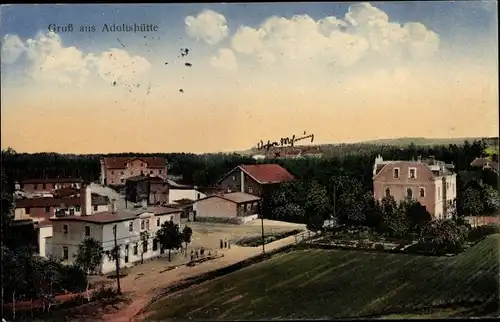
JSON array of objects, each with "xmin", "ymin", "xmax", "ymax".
[{"xmin": 93, "ymin": 231, "xmax": 306, "ymax": 322}]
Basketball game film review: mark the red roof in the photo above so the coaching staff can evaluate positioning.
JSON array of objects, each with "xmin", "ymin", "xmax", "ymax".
[
  {"xmin": 102, "ymin": 157, "xmax": 166, "ymax": 169},
  {"xmin": 239, "ymin": 164, "xmax": 295, "ymax": 184},
  {"xmin": 15, "ymin": 196, "xmax": 109, "ymax": 208}
]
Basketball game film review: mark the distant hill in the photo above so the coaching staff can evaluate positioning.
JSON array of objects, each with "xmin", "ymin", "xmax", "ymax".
[{"xmin": 232, "ymin": 137, "xmax": 498, "ymax": 156}]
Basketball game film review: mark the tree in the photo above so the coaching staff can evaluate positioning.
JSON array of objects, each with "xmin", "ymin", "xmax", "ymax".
[
  {"xmin": 272, "ymin": 203, "xmax": 305, "ymax": 222},
  {"xmin": 75, "ymin": 237, "xmax": 103, "ymax": 301},
  {"xmin": 304, "ymin": 181, "xmax": 330, "ymax": 223},
  {"xmin": 2, "ymin": 247, "xmax": 28, "ymax": 320},
  {"xmin": 156, "ymin": 220, "xmax": 183, "ymax": 261},
  {"xmin": 378, "ymin": 196, "xmax": 409, "ymax": 237},
  {"xmin": 463, "ymin": 185, "xmax": 484, "ymax": 216},
  {"xmin": 182, "ymin": 226, "xmax": 193, "ymax": 257},
  {"xmin": 32, "ymin": 256, "xmax": 62, "ymax": 312},
  {"xmin": 401, "ymin": 200, "xmax": 432, "ymax": 237},
  {"xmin": 419, "ymin": 219, "xmax": 468, "ymax": 255},
  {"xmin": 482, "ymin": 185, "xmax": 500, "ymax": 215},
  {"xmin": 1, "ymin": 167, "xmax": 15, "ymax": 249},
  {"xmin": 140, "ymin": 230, "xmax": 150, "ymax": 264}
]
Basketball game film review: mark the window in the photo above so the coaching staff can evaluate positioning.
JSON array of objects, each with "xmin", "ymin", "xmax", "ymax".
[
  {"xmin": 197, "ymin": 193, "xmax": 201, "ymax": 200},
  {"xmin": 93, "ymin": 205, "xmax": 98, "ymax": 211},
  {"xmin": 63, "ymin": 246, "xmax": 68, "ymax": 260},
  {"xmin": 111, "ymin": 171, "xmax": 114, "ymax": 175},
  {"xmin": 129, "ymin": 222, "xmax": 134, "ymax": 232},
  {"xmin": 419, "ymin": 188, "xmax": 425, "ymax": 198},
  {"xmin": 133, "ymin": 243, "xmax": 138, "ymax": 255},
  {"xmin": 407, "ymin": 188, "xmax": 413, "ymax": 199},
  {"xmin": 20, "ymin": 183, "xmax": 24, "ymax": 189},
  {"xmin": 26, "ymin": 207, "xmax": 31, "ymax": 214},
  {"xmin": 248, "ymin": 186, "xmax": 253, "ymax": 194},
  {"xmin": 45, "ymin": 206, "xmax": 50, "ymax": 213},
  {"xmin": 120, "ymin": 179, "xmax": 124, "ymax": 183},
  {"xmin": 393, "ymin": 168, "xmax": 399, "ymax": 179},
  {"xmin": 75, "ymin": 205, "xmax": 80, "ymax": 212},
  {"xmin": 159, "ymin": 170, "xmax": 162, "ymax": 174},
  {"xmin": 121, "ymin": 171, "xmax": 124, "ymax": 175},
  {"xmin": 34, "ymin": 184, "xmax": 38, "ymax": 190},
  {"xmin": 141, "ymin": 220, "xmax": 145, "ymax": 229},
  {"xmin": 153, "ymin": 239, "xmax": 158, "ymax": 251},
  {"xmin": 150, "ymin": 170, "xmax": 154, "ymax": 174},
  {"xmin": 385, "ymin": 188, "xmax": 391, "ymax": 197},
  {"xmin": 409, "ymin": 168, "xmax": 416, "ymax": 179},
  {"xmin": 42, "ymin": 183, "xmax": 46, "ymax": 189},
  {"xmin": 146, "ymin": 219, "xmax": 150, "ymax": 230},
  {"xmin": 70, "ymin": 208, "xmax": 75, "ymax": 216},
  {"xmin": 141, "ymin": 163, "xmax": 144, "ymax": 167},
  {"xmin": 63, "ymin": 224, "xmax": 68, "ymax": 234},
  {"xmin": 85, "ymin": 226, "xmax": 90, "ymax": 237},
  {"xmin": 143, "ymin": 240, "xmax": 148, "ymax": 253},
  {"xmin": 157, "ymin": 218, "xmax": 160, "ymax": 227}
]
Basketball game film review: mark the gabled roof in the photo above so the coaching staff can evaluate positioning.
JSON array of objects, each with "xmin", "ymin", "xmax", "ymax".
[
  {"xmin": 102, "ymin": 157, "xmax": 166, "ymax": 169},
  {"xmin": 217, "ymin": 164, "xmax": 295, "ymax": 185},
  {"xmin": 197, "ymin": 192, "xmax": 261, "ymax": 204},
  {"xmin": 21, "ymin": 178, "xmax": 83, "ymax": 184},
  {"xmin": 15, "ymin": 195, "xmax": 109, "ymax": 208}
]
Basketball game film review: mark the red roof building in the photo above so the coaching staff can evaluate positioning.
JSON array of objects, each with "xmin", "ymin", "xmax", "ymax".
[
  {"xmin": 100, "ymin": 156, "xmax": 168, "ymax": 186},
  {"xmin": 217, "ymin": 164, "xmax": 295, "ymax": 197}
]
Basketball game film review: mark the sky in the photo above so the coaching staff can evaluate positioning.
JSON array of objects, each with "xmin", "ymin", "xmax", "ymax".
[{"xmin": 1, "ymin": 2, "xmax": 498, "ymax": 154}]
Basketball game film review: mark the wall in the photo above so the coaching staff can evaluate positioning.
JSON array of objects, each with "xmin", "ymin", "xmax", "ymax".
[
  {"xmin": 51, "ymin": 221, "xmax": 104, "ymax": 266},
  {"xmin": 434, "ymin": 179, "xmax": 444, "ymax": 219},
  {"xmin": 17, "ymin": 206, "xmax": 54, "ymax": 221},
  {"xmin": 38, "ymin": 226, "xmax": 53, "ymax": 258},
  {"xmin": 105, "ymin": 162, "xmax": 167, "ymax": 185},
  {"xmin": 56, "ymin": 204, "xmax": 109, "ymax": 217},
  {"xmin": 373, "ymin": 162, "xmax": 436, "ymax": 215},
  {"xmin": 100, "ymin": 212, "xmax": 181, "ymax": 274},
  {"xmin": 195, "ymin": 197, "xmax": 237, "ymax": 219},
  {"xmin": 218, "ymin": 169, "xmax": 262, "ymax": 196},
  {"xmin": 169, "ymin": 189, "xmax": 206, "ymax": 203}
]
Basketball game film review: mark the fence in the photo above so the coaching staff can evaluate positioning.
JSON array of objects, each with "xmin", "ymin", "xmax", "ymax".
[{"xmin": 294, "ymin": 230, "xmax": 321, "ymax": 244}]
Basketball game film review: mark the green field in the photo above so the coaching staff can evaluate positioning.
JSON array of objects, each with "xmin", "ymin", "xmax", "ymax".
[{"xmin": 145, "ymin": 235, "xmax": 499, "ymax": 320}]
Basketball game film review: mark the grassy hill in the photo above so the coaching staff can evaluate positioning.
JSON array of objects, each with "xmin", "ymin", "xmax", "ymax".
[{"xmin": 145, "ymin": 234, "xmax": 499, "ymax": 320}]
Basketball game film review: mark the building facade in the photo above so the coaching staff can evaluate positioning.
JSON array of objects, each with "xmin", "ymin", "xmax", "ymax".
[
  {"xmin": 17, "ymin": 178, "xmax": 83, "ymax": 194},
  {"xmin": 100, "ymin": 157, "xmax": 168, "ymax": 186},
  {"xmin": 373, "ymin": 155, "xmax": 457, "ymax": 219},
  {"xmin": 50, "ymin": 206, "xmax": 182, "ymax": 274},
  {"xmin": 217, "ymin": 164, "xmax": 295, "ymax": 197},
  {"xmin": 194, "ymin": 192, "xmax": 261, "ymax": 224}
]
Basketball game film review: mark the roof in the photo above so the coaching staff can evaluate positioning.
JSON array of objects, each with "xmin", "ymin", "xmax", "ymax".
[
  {"xmin": 21, "ymin": 178, "xmax": 83, "ymax": 184},
  {"xmin": 166, "ymin": 179, "xmax": 193, "ymax": 189},
  {"xmin": 102, "ymin": 157, "xmax": 166, "ymax": 169},
  {"xmin": 173, "ymin": 198, "xmax": 195, "ymax": 204},
  {"xmin": 373, "ymin": 159, "xmax": 455, "ymax": 177},
  {"xmin": 198, "ymin": 192, "xmax": 261, "ymax": 204},
  {"xmin": 15, "ymin": 195, "xmax": 109, "ymax": 208},
  {"xmin": 49, "ymin": 206, "xmax": 182, "ymax": 224},
  {"xmin": 53, "ymin": 187, "xmax": 79, "ymax": 197},
  {"xmin": 218, "ymin": 164, "xmax": 295, "ymax": 185}
]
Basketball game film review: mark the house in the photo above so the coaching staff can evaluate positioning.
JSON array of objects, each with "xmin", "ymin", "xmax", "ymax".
[
  {"xmin": 16, "ymin": 178, "xmax": 83, "ymax": 194},
  {"xmin": 100, "ymin": 156, "xmax": 167, "ymax": 186},
  {"xmin": 194, "ymin": 192, "xmax": 261, "ymax": 224},
  {"xmin": 217, "ymin": 164, "xmax": 295, "ymax": 197},
  {"xmin": 167, "ymin": 180, "xmax": 206, "ymax": 204},
  {"xmin": 49, "ymin": 205, "xmax": 183, "ymax": 274},
  {"xmin": 372, "ymin": 155, "xmax": 457, "ymax": 219},
  {"xmin": 470, "ymin": 158, "xmax": 499, "ymax": 174}
]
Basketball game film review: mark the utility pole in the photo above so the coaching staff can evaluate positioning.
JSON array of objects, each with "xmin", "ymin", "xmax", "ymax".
[
  {"xmin": 260, "ymin": 201, "xmax": 265, "ymax": 254},
  {"xmin": 113, "ymin": 225, "xmax": 122, "ymax": 294}
]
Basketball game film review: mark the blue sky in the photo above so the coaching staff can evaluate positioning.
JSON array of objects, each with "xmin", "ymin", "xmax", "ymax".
[{"xmin": 1, "ymin": 2, "xmax": 498, "ymax": 153}]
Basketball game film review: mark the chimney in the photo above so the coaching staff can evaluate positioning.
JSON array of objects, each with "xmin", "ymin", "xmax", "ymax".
[
  {"xmin": 80, "ymin": 182, "xmax": 92, "ymax": 216},
  {"xmin": 141, "ymin": 198, "xmax": 147, "ymax": 209},
  {"xmin": 111, "ymin": 199, "xmax": 117, "ymax": 214},
  {"xmin": 240, "ymin": 170, "xmax": 245, "ymax": 193}
]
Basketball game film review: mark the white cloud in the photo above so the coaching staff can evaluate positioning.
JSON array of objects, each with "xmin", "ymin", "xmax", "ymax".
[
  {"xmin": 210, "ymin": 48, "xmax": 238, "ymax": 72},
  {"xmin": 229, "ymin": 2, "xmax": 439, "ymax": 68},
  {"xmin": 3, "ymin": 31, "xmax": 150, "ymax": 85},
  {"xmin": 1, "ymin": 34, "xmax": 26, "ymax": 64},
  {"xmin": 185, "ymin": 9, "xmax": 229, "ymax": 45}
]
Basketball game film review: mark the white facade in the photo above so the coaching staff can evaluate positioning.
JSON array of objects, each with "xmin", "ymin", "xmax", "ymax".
[
  {"xmin": 39, "ymin": 226, "xmax": 53, "ymax": 258},
  {"xmin": 169, "ymin": 189, "xmax": 206, "ymax": 203},
  {"xmin": 433, "ymin": 174, "xmax": 457, "ymax": 220},
  {"xmin": 51, "ymin": 211, "xmax": 181, "ymax": 274}
]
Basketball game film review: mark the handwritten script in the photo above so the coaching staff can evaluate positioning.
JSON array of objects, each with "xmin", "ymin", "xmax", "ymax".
[{"xmin": 257, "ymin": 131, "xmax": 315, "ymax": 151}]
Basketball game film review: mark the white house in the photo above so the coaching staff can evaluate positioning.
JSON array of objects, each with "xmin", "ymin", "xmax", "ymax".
[{"xmin": 49, "ymin": 204, "xmax": 183, "ymax": 274}]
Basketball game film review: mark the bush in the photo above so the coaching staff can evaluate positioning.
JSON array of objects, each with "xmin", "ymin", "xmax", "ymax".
[{"xmin": 374, "ymin": 243, "xmax": 385, "ymax": 250}]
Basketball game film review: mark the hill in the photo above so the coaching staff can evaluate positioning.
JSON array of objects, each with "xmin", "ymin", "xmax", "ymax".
[{"xmin": 144, "ymin": 234, "xmax": 499, "ymax": 320}]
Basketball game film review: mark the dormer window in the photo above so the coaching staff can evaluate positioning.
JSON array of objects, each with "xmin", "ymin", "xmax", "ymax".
[
  {"xmin": 393, "ymin": 168, "xmax": 400, "ymax": 179},
  {"xmin": 409, "ymin": 168, "xmax": 417, "ymax": 179}
]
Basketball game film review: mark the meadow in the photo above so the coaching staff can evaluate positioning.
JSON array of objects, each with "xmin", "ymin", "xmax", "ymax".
[{"xmin": 145, "ymin": 234, "xmax": 499, "ymax": 320}]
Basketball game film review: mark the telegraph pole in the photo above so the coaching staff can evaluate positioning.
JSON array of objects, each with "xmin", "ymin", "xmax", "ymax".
[
  {"xmin": 113, "ymin": 225, "xmax": 122, "ymax": 294},
  {"xmin": 260, "ymin": 201, "xmax": 265, "ymax": 253}
]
